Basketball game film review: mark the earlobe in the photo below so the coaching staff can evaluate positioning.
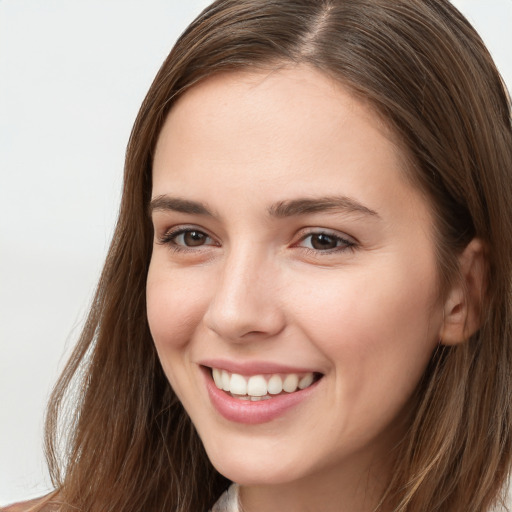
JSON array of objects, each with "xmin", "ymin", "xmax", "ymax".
[{"xmin": 439, "ymin": 238, "xmax": 487, "ymax": 346}]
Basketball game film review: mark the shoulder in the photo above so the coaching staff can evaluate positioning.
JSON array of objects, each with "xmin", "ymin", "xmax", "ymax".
[{"xmin": 0, "ymin": 494, "xmax": 58, "ymax": 512}]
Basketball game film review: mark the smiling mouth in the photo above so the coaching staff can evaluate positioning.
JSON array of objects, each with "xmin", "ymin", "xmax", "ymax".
[{"xmin": 210, "ymin": 367, "xmax": 322, "ymax": 401}]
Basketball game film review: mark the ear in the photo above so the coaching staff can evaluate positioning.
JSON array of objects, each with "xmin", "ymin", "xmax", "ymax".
[{"xmin": 439, "ymin": 238, "xmax": 487, "ymax": 345}]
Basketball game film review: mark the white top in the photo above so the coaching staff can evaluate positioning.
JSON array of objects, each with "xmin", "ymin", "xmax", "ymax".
[{"xmin": 211, "ymin": 483, "xmax": 241, "ymax": 512}]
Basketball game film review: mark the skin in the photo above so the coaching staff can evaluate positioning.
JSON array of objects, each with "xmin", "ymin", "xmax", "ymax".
[{"xmin": 147, "ymin": 65, "xmax": 449, "ymax": 512}]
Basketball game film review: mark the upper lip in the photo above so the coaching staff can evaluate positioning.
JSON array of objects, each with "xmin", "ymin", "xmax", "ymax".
[{"xmin": 198, "ymin": 358, "xmax": 321, "ymax": 376}]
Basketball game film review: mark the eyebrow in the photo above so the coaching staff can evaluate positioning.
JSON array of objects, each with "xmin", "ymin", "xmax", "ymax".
[
  {"xmin": 149, "ymin": 195, "xmax": 214, "ymax": 216},
  {"xmin": 267, "ymin": 196, "xmax": 379, "ymax": 218},
  {"xmin": 149, "ymin": 194, "xmax": 379, "ymax": 219}
]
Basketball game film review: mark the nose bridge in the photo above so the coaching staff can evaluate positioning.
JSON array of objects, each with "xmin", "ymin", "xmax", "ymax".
[{"xmin": 204, "ymin": 240, "xmax": 285, "ymax": 341}]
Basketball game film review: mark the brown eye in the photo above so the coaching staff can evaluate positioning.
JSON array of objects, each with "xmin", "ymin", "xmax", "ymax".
[
  {"xmin": 183, "ymin": 230, "xmax": 208, "ymax": 246},
  {"xmin": 297, "ymin": 231, "xmax": 355, "ymax": 253},
  {"xmin": 160, "ymin": 228, "xmax": 215, "ymax": 249},
  {"xmin": 310, "ymin": 233, "xmax": 338, "ymax": 250}
]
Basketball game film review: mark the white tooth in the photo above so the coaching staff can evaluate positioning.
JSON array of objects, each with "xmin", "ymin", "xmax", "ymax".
[
  {"xmin": 299, "ymin": 373, "xmax": 314, "ymax": 389},
  {"xmin": 230, "ymin": 373, "xmax": 248, "ymax": 395},
  {"xmin": 247, "ymin": 375, "xmax": 267, "ymax": 396},
  {"xmin": 250, "ymin": 395, "xmax": 271, "ymax": 401},
  {"xmin": 283, "ymin": 373, "xmax": 299, "ymax": 393},
  {"xmin": 232, "ymin": 394, "xmax": 251, "ymax": 400},
  {"xmin": 221, "ymin": 370, "xmax": 231, "ymax": 391},
  {"xmin": 267, "ymin": 374, "xmax": 283, "ymax": 395},
  {"xmin": 212, "ymin": 368, "xmax": 223, "ymax": 389}
]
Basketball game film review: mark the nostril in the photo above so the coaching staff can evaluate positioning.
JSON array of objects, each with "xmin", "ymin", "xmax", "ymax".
[{"xmin": 204, "ymin": 305, "xmax": 286, "ymax": 342}]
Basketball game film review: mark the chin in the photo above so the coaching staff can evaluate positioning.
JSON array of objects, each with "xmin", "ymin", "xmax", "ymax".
[
  {"xmin": 213, "ymin": 460, "xmax": 300, "ymax": 486},
  {"xmin": 203, "ymin": 439, "xmax": 307, "ymax": 485}
]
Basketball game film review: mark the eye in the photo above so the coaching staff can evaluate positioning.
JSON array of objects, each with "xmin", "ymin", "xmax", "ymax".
[
  {"xmin": 159, "ymin": 227, "xmax": 216, "ymax": 250},
  {"xmin": 297, "ymin": 231, "xmax": 355, "ymax": 252},
  {"xmin": 174, "ymin": 230, "xmax": 210, "ymax": 247}
]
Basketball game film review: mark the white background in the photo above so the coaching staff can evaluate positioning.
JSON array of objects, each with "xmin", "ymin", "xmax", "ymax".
[{"xmin": 1, "ymin": 0, "xmax": 511, "ymax": 505}]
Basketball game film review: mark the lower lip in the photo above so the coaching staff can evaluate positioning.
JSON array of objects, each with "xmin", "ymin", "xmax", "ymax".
[{"xmin": 202, "ymin": 368, "xmax": 321, "ymax": 425}]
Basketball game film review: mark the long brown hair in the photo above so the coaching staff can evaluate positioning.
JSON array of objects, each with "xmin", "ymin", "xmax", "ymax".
[{"xmin": 42, "ymin": 1, "xmax": 512, "ymax": 510}]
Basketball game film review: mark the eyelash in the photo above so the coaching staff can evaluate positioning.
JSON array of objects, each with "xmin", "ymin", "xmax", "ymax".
[
  {"xmin": 158, "ymin": 227, "xmax": 217, "ymax": 252},
  {"xmin": 295, "ymin": 231, "xmax": 356, "ymax": 254},
  {"xmin": 157, "ymin": 227, "xmax": 357, "ymax": 255}
]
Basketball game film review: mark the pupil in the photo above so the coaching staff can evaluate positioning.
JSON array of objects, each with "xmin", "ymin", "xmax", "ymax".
[
  {"xmin": 184, "ymin": 231, "xmax": 206, "ymax": 246},
  {"xmin": 311, "ymin": 234, "xmax": 336, "ymax": 250}
]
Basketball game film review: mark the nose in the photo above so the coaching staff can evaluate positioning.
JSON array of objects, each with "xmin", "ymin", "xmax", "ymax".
[{"xmin": 203, "ymin": 245, "xmax": 286, "ymax": 342}]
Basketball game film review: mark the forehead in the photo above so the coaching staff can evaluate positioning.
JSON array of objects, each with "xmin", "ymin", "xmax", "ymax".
[
  {"xmin": 151, "ymin": 65, "xmax": 429, "ymax": 226},
  {"xmin": 159, "ymin": 66, "xmax": 397, "ymax": 145},
  {"xmin": 156, "ymin": 67, "xmax": 402, "ymax": 168}
]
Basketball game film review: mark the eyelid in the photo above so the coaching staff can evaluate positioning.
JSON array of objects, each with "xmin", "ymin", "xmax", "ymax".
[
  {"xmin": 156, "ymin": 224, "xmax": 356, "ymax": 254},
  {"xmin": 157, "ymin": 225, "xmax": 219, "ymax": 249},
  {"xmin": 293, "ymin": 228, "xmax": 357, "ymax": 252}
]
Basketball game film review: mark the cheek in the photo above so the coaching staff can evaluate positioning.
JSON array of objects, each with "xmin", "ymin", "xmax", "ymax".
[
  {"xmin": 288, "ymin": 258, "xmax": 441, "ymax": 402},
  {"xmin": 146, "ymin": 262, "xmax": 212, "ymax": 405},
  {"xmin": 146, "ymin": 263, "xmax": 207, "ymax": 352},
  {"xmin": 293, "ymin": 264, "xmax": 438, "ymax": 342}
]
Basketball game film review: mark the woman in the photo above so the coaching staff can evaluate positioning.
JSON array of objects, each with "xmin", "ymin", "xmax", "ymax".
[{"xmin": 6, "ymin": 0, "xmax": 512, "ymax": 511}]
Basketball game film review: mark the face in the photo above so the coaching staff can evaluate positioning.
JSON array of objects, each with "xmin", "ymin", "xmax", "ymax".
[{"xmin": 147, "ymin": 66, "xmax": 445, "ymax": 490}]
